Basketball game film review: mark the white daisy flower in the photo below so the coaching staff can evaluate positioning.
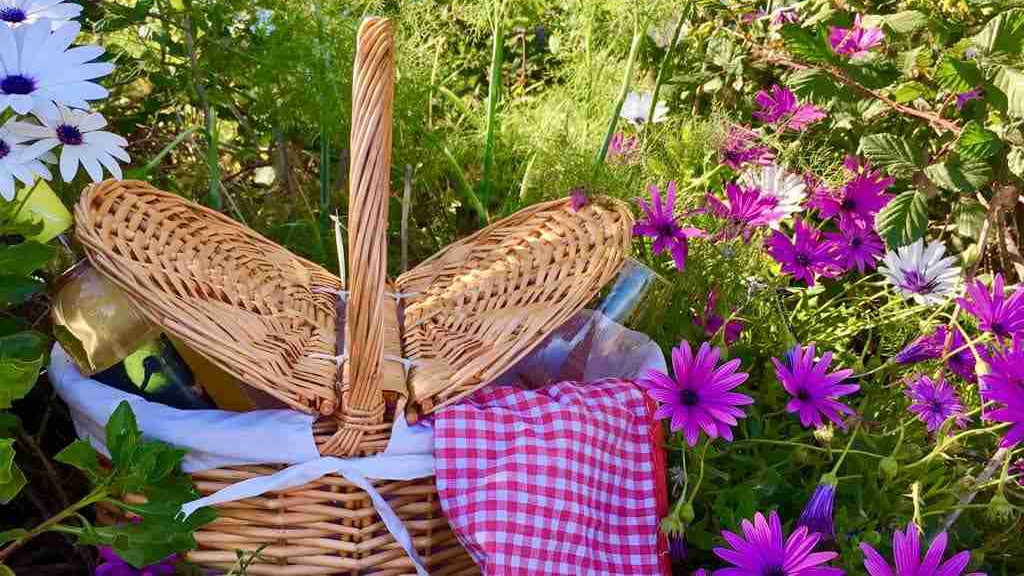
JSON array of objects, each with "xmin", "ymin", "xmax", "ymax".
[
  {"xmin": 0, "ymin": 0, "xmax": 81, "ymax": 30},
  {"xmin": 620, "ymin": 91, "xmax": 668, "ymax": 126},
  {"xmin": 879, "ymin": 238, "xmax": 961, "ymax": 305},
  {"xmin": 740, "ymin": 164, "xmax": 806, "ymax": 228},
  {"xmin": 0, "ymin": 117, "xmax": 51, "ymax": 200},
  {"xmin": 15, "ymin": 105, "xmax": 128, "ymax": 182},
  {"xmin": 0, "ymin": 20, "xmax": 113, "ymax": 118}
]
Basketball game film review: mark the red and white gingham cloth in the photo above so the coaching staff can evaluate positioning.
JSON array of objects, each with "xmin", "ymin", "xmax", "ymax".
[{"xmin": 434, "ymin": 379, "xmax": 670, "ymax": 575}]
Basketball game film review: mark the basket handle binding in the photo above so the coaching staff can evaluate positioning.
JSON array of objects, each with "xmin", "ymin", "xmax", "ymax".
[{"xmin": 322, "ymin": 17, "xmax": 394, "ymax": 454}]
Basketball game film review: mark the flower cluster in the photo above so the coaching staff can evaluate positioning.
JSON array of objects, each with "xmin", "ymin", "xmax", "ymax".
[{"xmin": 0, "ymin": 8, "xmax": 127, "ymax": 201}]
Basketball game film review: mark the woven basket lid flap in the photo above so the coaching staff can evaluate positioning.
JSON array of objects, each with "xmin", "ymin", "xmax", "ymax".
[
  {"xmin": 74, "ymin": 180, "xmax": 342, "ymax": 415},
  {"xmin": 397, "ymin": 197, "xmax": 633, "ymax": 413}
]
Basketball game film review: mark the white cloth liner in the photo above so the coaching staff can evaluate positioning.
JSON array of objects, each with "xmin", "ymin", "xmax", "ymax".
[{"xmin": 49, "ymin": 309, "xmax": 666, "ymax": 575}]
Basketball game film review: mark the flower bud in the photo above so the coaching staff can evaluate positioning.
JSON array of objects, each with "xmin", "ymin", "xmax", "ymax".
[
  {"xmin": 813, "ymin": 424, "xmax": 834, "ymax": 445},
  {"xmin": 679, "ymin": 502, "xmax": 696, "ymax": 524},
  {"xmin": 880, "ymin": 456, "xmax": 899, "ymax": 480},
  {"xmin": 987, "ymin": 492, "xmax": 1017, "ymax": 523}
]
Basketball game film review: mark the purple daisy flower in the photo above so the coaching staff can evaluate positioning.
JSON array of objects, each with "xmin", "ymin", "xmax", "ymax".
[
  {"xmin": 713, "ymin": 510, "xmax": 843, "ymax": 576},
  {"xmin": 860, "ymin": 523, "xmax": 986, "ymax": 576},
  {"xmin": 720, "ymin": 125, "xmax": 776, "ymax": 171},
  {"xmin": 905, "ymin": 374, "xmax": 969, "ymax": 432},
  {"xmin": 753, "ymin": 85, "xmax": 826, "ymax": 132},
  {"xmin": 570, "ymin": 188, "xmax": 588, "ymax": 211},
  {"xmin": 694, "ymin": 289, "xmax": 744, "ymax": 345},
  {"xmin": 773, "ymin": 7, "xmax": 799, "ymax": 25},
  {"xmin": 957, "ymin": 274, "xmax": 1024, "ymax": 339},
  {"xmin": 707, "ymin": 182, "xmax": 783, "ymax": 242},
  {"xmin": 772, "ymin": 343, "xmax": 858, "ymax": 429},
  {"xmin": 638, "ymin": 340, "xmax": 753, "ymax": 446},
  {"xmin": 895, "ymin": 326, "xmax": 960, "ymax": 365},
  {"xmin": 981, "ymin": 335, "xmax": 1024, "ymax": 447},
  {"xmin": 829, "ymin": 14, "xmax": 884, "ymax": 59},
  {"xmin": 796, "ymin": 480, "xmax": 837, "ymax": 542},
  {"xmin": 955, "ymin": 87, "xmax": 984, "ymax": 110},
  {"xmin": 766, "ymin": 219, "xmax": 842, "ymax": 286},
  {"xmin": 96, "ymin": 547, "xmax": 178, "ymax": 576},
  {"xmin": 825, "ymin": 218, "xmax": 884, "ymax": 273},
  {"xmin": 669, "ymin": 533, "xmax": 687, "ymax": 562},
  {"xmin": 634, "ymin": 181, "xmax": 706, "ymax": 271},
  {"xmin": 1012, "ymin": 459, "xmax": 1024, "ymax": 486},
  {"xmin": 809, "ymin": 156, "xmax": 894, "ymax": 226}
]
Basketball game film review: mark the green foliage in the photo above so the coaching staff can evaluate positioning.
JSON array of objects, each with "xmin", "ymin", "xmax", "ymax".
[
  {"xmin": 0, "ymin": 332, "xmax": 45, "ymax": 410},
  {"xmin": 859, "ymin": 133, "xmax": 924, "ymax": 177},
  {"xmin": 876, "ymin": 190, "xmax": 930, "ymax": 247},
  {"xmin": 0, "ymin": 440, "xmax": 26, "ymax": 505}
]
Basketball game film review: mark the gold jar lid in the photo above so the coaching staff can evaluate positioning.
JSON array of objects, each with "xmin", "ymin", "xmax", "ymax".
[{"xmin": 51, "ymin": 260, "xmax": 162, "ymax": 376}]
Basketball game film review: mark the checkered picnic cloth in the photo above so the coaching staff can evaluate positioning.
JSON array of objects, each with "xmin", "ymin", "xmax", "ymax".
[{"xmin": 434, "ymin": 379, "xmax": 670, "ymax": 576}]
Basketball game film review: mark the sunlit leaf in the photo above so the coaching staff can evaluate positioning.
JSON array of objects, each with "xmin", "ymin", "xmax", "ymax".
[
  {"xmin": 971, "ymin": 9, "xmax": 1024, "ymax": 55},
  {"xmin": 859, "ymin": 133, "xmax": 923, "ymax": 177},
  {"xmin": 924, "ymin": 157, "xmax": 992, "ymax": 192},
  {"xmin": 956, "ymin": 122, "xmax": 1003, "ymax": 159},
  {"xmin": 0, "ymin": 332, "xmax": 45, "ymax": 409},
  {"xmin": 876, "ymin": 190, "xmax": 929, "ymax": 247}
]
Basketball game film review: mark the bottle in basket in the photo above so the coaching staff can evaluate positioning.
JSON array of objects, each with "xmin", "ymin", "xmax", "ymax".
[{"xmin": 51, "ymin": 261, "xmax": 214, "ymax": 410}]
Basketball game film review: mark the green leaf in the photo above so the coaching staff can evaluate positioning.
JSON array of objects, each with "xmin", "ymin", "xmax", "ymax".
[
  {"xmin": 891, "ymin": 81, "xmax": 931, "ymax": 104},
  {"xmin": 971, "ymin": 9, "xmax": 1024, "ymax": 55},
  {"xmin": 98, "ymin": 497, "xmax": 216, "ymax": 568},
  {"xmin": 876, "ymin": 190, "xmax": 929, "ymax": 248},
  {"xmin": 863, "ymin": 11, "xmax": 928, "ymax": 34},
  {"xmin": 55, "ymin": 439, "xmax": 103, "ymax": 483},
  {"xmin": 1009, "ymin": 146, "xmax": 1024, "ymax": 178},
  {"xmin": 953, "ymin": 201, "xmax": 987, "ymax": 238},
  {"xmin": 0, "ymin": 564, "xmax": 15, "ymax": 576},
  {"xmin": 0, "ymin": 275, "xmax": 43, "ymax": 308},
  {"xmin": 106, "ymin": 401, "xmax": 141, "ymax": 469},
  {"xmin": 0, "ymin": 413, "xmax": 19, "ymax": 438},
  {"xmin": 896, "ymin": 46, "xmax": 932, "ymax": 77},
  {"xmin": 787, "ymin": 69, "xmax": 845, "ymax": 104},
  {"xmin": 994, "ymin": 67, "xmax": 1024, "ymax": 118},
  {"xmin": 859, "ymin": 133, "xmax": 923, "ymax": 177},
  {"xmin": 0, "ymin": 439, "xmax": 25, "ymax": 504},
  {"xmin": 956, "ymin": 122, "xmax": 1003, "ymax": 159},
  {"xmin": 924, "ymin": 157, "xmax": 992, "ymax": 192},
  {"xmin": 779, "ymin": 24, "xmax": 835, "ymax": 65},
  {"xmin": 934, "ymin": 57, "xmax": 984, "ymax": 92},
  {"xmin": 0, "ymin": 529, "xmax": 26, "ymax": 545},
  {"xmin": 0, "ymin": 332, "xmax": 45, "ymax": 409},
  {"xmin": 0, "ymin": 242, "xmax": 57, "ymax": 277}
]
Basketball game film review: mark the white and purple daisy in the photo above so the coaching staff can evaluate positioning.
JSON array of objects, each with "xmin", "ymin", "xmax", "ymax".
[{"xmin": 879, "ymin": 239, "xmax": 961, "ymax": 305}]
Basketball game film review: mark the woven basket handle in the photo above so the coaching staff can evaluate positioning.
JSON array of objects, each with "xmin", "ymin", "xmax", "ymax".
[{"xmin": 341, "ymin": 17, "xmax": 394, "ymax": 427}]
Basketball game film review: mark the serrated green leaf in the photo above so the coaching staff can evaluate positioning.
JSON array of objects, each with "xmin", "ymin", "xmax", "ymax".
[
  {"xmin": 0, "ymin": 275, "xmax": 42, "ymax": 309},
  {"xmin": 1009, "ymin": 146, "xmax": 1024, "ymax": 178},
  {"xmin": 788, "ymin": 68, "xmax": 846, "ymax": 104},
  {"xmin": 0, "ymin": 439, "xmax": 25, "ymax": 504},
  {"xmin": 863, "ymin": 11, "xmax": 928, "ymax": 34},
  {"xmin": 956, "ymin": 122, "xmax": 1003, "ymax": 159},
  {"xmin": 994, "ymin": 67, "xmax": 1024, "ymax": 118},
  {"xmin": 924, "ymin": 157, "xmax": 992, "ymax": 192},
  {"xmin": 972, "ymin": 9, "xmax": 1024, "ymax": 56},
  {"xmin": 0, "ymin": 242, "xmax": 56, "ymax": 277},
  {"xmin": 55, "ymin": 439, "xmax": 103, "ymax": 483},
  {"xmin": 779, "ymin": 24, "xmax": 835, "ymax": 65},
  {"xmin": 934, "ymin": 57, "xmax": 984, "ymax": 92},
  {"xmin": 0, "ymin": 332, "xmax": 45, "ymax": 409},
  {"xmin": 859, "ymin": 133, "xmax": 923, "ymax": 177},
  {"xmin": 106, "ymin": 401, "xmax": 141, "ymax": 469},
  {"xmin": 99, "ymin": 500, "xmax": 216, "ymax": 568},
  {"xmin": 896, "ymin": 46, "xmax": 932, "ymax": 77},
  {"xmin": 952, "ymin": 201, "xmax": 987, "ymax": 238},
  {"xmin": 876, "ymin": 190, "xmax": 929, "ymax": 248},
  {"xmin": 891, "ymin": 81, "xmax": 931, "ymax": 104}
]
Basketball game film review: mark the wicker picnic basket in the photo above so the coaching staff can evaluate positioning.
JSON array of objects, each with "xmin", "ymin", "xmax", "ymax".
[{"xmin": 77, "ymin": 17, "xmax": 634, "ymax": 575}]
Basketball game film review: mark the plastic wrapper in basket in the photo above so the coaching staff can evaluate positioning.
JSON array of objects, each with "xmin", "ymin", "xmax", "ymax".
[{"xmin": 74, "ymin": 17, "xmax": 634, "ymax": 575}]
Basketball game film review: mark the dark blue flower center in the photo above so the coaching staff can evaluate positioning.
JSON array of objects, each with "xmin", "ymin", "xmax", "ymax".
[
  {"xmin": 929, "ymin": 400, "xmax": 945, "ymax": 415},
  {"xmin": 0, "ymin": 139, "xmax": 9, "ymax": 160},
  {"xmin": 0, "ymin": 74, "xmax": 34, "ymax": 95},
  {"xmin": 56, "ymin": 125, "xmax": 83, "ymax": 146},
  {"xmin": 840, "ymin": 197, "xmax": 856, "ymax": 211},
  {"xmin": 0, "ymin": 7, "xmax": 26, "ymax": 23},
  {"xmin": 850, "ymin": 237, "xmax": 863, "ymax": 248},
  {"xmin": 656, "ymin": 222, "xmax": 677, "ymax": 237},
  {"xmin": 990, "ymin": 322, "xmax": 1006, "ymax": 336},
  {"xmin": 901, "ymin": 270, "xmax": 939, "ymax": 294},
  {"xmin": 796, "ymin": 388, "xmax": 810, "ymax": 401},
  {"xmin": 679, "ymin": 389, "xmax": 699, "ymax": 406},
  {"xmin": 762, "ymin": 566, "xmax": 786, "ymax": 576},
  {"xmin": 794, "ymin": 253, "xmax": 811, "ymax": 266}
]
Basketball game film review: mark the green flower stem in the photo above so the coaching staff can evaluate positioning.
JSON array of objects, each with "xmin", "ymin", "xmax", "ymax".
[
  {"xmin": 734, "ymin": 438, "xmax": 885, "ymax": 459},
  {"xmin": 645, "ymin": 14, "xmax": 687, "ymax": 134},
  {"xmin": 594, "ymin": 21, "xmax": 643, "ymax": 167},
  {"xmin": 684, "ymin": 440, "xmax": 711, "ymax": 506},
  {"xmin": 905, "ymin": 423, "xmax": 1011, "ymax": 470},
  {"xmin": 910, "ymin": 482, "xmax": 923, "ymax": 528},
  {"xmin": 0, "ymin": 487, "xmax": 109, "ymax": 563},
  {"xmin": 829, "ymin": 423, "xmax": 861, "ymax": 477},
  {"xmin": 682, "ymin": 164, "xmax": 725, "ymax": 192}
]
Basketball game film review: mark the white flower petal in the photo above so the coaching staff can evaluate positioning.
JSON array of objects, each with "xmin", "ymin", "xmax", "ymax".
[{"xmin": 58, "ymin": 143, "xmax": 78, "ymax": 181}]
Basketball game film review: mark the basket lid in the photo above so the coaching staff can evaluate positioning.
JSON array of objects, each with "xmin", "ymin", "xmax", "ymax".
[
  {"xmin": 399, "ymin": 196, "xmax": 634, "ymax": 415},
  {"xmin": 74, "ymin": 180, "xmax": 343, "ymax": 415}
]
